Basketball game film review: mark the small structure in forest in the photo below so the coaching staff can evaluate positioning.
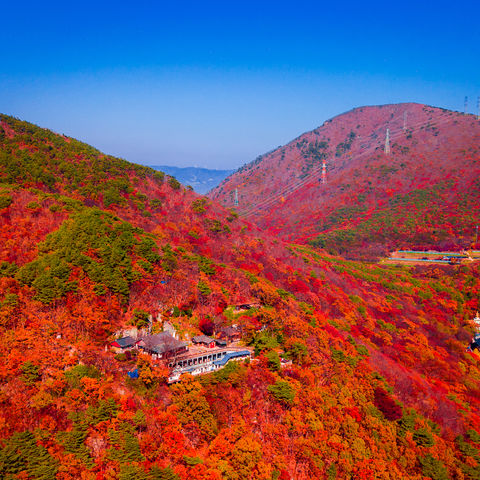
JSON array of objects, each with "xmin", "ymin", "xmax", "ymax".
[
  {"xmin": 192, "ymin": 335, "xmax": 216, "ymax": 348},
  {"xmin": 466, "ymin": 312, "xmax": 480, "ymax": 352},
  {"xmin": 167, "ymin": 348, "xmax": 252, "ymax": 383},
  {"xmin": 137, "ymin": 332, "xmax": 188, "ymax": 360},
  {"xmin": 472, "ymin": 312, "xmax": 480, "ymax": 332},
  {"xmin": 217, "ymin": 325, "xmax": 241, "ymax": 342},
  {"xmin": 110, "ymin": 336, "xmax": 136, "ymax": 353}
]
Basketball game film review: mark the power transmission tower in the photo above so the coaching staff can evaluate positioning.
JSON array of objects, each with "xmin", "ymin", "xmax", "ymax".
[
  {"xmin": 403, "ymin": 111, "xmax": 407, "ymax": 131},
  {"xmin": 465, "ymin": 96, "xmax": 468, "ymax": 114},
  {"xmin": 234, "ymin": 188, "xmax": 239, "ymax": 206},
  {"xmin": 321, "ymin": 160, "xmax": 327, "ymax": 184},
  {"xmin": 384, "ymin": 128, "xmax": 390, "ymax": 154}
]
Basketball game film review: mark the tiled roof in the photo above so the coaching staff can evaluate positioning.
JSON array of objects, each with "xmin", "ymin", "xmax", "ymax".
[
  {"xmin": 219, "ymin": 326, "xmax": 239, "ymax": 335},
  {"xmin": 192, "ymin": 335, "xmax": 214, "ymax": 343},
  {"xmin": 113, "ymin": 336, "xmax": 135, "ymax": 348},
  {"xmin": 138, "ymin": 333, "xmax": 187, "ymax": 354}
]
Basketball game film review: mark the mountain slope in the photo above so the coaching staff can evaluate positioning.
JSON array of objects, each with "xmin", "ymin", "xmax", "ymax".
[
  {"xmin": 210, "ymin": 103, "xmax": 480, "ymax": 259},
  {"xmin": 1, "ymin": 114, "xmax": 480, "ymax": 479}
]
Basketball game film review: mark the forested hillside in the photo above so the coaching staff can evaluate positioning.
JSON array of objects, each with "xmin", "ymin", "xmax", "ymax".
[
  {"xmin": 211, "ymin": 104, "xmax": 480, "ymax": 259},
  {"xmin": 1, "ymin": 114, "xmax": 480, "ymax": 479}
]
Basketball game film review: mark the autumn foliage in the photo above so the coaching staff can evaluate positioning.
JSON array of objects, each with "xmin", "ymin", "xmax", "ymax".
[
  {"xmin": 211, "ymin": 103, "xmax": 480, "ymax": 260},
  {"xmin": 0, "ymin": 112, "xmax": 480, "ymax": 479}
]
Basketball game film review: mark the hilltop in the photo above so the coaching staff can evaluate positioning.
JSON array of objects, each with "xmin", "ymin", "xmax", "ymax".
[
  {"xmin": 1, "ymin": 113, "xmax": 480, "ymax": 479},
  {"xmin": 210, "ymin": 103, "xmax": 480, "ymax": 259}
]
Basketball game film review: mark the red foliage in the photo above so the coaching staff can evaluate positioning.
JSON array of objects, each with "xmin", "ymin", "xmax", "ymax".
[
  {"xmin": 373, "ymin": 387, "xmax": 403, "ymax": 421},
  {"xmin": 210, "ymin": 103, "xmax": 480, "ymax": 257},
  {"xmin": 199, "ymin": 317, "xmax": 215, "ymax": 336},
  {"xmin": 1, "ymin": 112, "xmax": 480, "ymax": 480}
]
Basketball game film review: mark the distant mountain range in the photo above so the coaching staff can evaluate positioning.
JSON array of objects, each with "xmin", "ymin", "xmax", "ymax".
[{"xmin": 150, "ymin": 165, "xmax": 234, "ymax": 194}]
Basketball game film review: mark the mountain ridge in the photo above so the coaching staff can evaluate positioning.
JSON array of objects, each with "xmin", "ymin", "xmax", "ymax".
[{"xmin": 210, "ymin": 103, "xmax": 480, "ymax": 259}]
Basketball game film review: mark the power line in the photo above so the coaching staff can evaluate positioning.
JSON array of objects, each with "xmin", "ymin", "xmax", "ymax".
[
  {"xmin": 237, "ymin": 111, "xmax": 458, "ymax": 217},
  {"xmin": 236, "ymin": 110, "xmax": 457, "ymax": 217},
  {"xmin": 239, "ymin": 112, "xmax": 454, "ymax": 215},
  {"xmin": 273, "ymin": 112, "xmax": 453, "ymax": 213},
  {"xmin": 238, "ymin": 112, "xmax": 409, "ymax": 215},
  {"xmin": 238, "ymin": 112, "xmax": 455, "ymax": 217}
]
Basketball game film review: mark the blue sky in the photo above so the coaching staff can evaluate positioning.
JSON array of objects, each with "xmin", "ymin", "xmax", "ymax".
[{"xmin": 1, "ymin": 0, "xmax": 479, "ymax": 169}]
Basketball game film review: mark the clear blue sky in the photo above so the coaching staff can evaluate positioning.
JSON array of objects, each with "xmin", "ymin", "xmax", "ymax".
[{"xmin": 1, "ymin": 0, "xmax": 479, "ymax": 169}]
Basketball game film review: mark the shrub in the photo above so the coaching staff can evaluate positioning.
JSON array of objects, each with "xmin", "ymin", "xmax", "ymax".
[
  {"xmin": 374, "ymin": 387, "xmax": 402, "ymax": 421},
  {"xmin": 150, "ymin": 198, "xmax": 162, "ymax": 209},
  {"xmin": 0, "ymin": 195, "xmax": 12, "ymax": 209},
  {"xmin": 0, "ymin": 261, "xmax": 18, "ymax": 278},
  {"xmin": 253, "ymin": 332, "xmax": 279, "ymax": 355},
  {"xmin": 266, "ymin": 351, "xmax": 281, "ymax": 371},
  {"xmin": 153, "ymin": 171, "xmax": 165, "ymax": 183},
  {"xmin": 21, "ymin": 361, "xmax": 40, "ymax": 385},
  {"xmin": 64, "ymin": 364, "xmax": 100, "ymax": 389},
  {"xmin": 132, "ymin": 309, "xmax": 150, "ymax": 328},
  {"xmin": 413, "ymin": 428, "xmax": 435, "ymax": 447},
  {"xmin": 0, "ymin": 431, "xmax": 58, "ymax": 479},
  {"xmin": 191, "ymin": 198, "xmax": 208, "ymax": 213},
  {"xmin": 418, "ymin": 455, "xmax": 449, "ymax": 480},
  {"xmin": 268, "ymin": 380, "xmax": 295, "ymax": 406},
  {"xmin": 168, "ymin": 177, "xmax": 181, "ymax": 190},
  {"xmin": 197, "ymin": 280, "xmax": 211, "ymax": 296}
]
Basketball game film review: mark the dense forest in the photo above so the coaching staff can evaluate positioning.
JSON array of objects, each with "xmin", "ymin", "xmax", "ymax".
[{"xmin": 1, "ymin": 113, "xmax": 480, "ymax": 479}]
